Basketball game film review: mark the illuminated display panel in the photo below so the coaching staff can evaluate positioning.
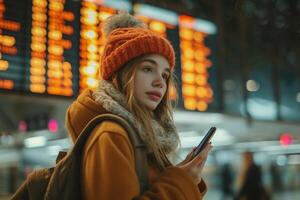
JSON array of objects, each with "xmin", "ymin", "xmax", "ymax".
[
  {"xmin": 79, "ymin": 0, "xmax": 131, "ymax": 92},
  {"xmin": 0, "ymin": 0, "xmax": 216, "ymax": 105},
  {"xmin": 46, "ymin": 0, "xmax": 78, "ymax": 96},
  {"xmin": 134, "ymin": 4, "xmax": 178, "ymax": 100},
  {"xmin": 28, "ymin": 0, "xmax": 79, "ymax": 96},
  {"xmin": 0, "ymin": 0, "xmax": 27, "ymax": 91},
  {"xmin": 29, "ymin": 0, "xmax": 47, "ymax": 94},
  {"xmin": 179, "ymin": 15, "xmax": 215, "ymax": 112},
  {"xmin": 0, "ymin": 0, "xmax": 79, "ymax": 97},
  {"xmin": 79, "ymin": 2, "xmax": 116, "ymax": 91}
]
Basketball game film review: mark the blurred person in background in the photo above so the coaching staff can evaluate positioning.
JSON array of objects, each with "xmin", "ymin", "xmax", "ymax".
[
  {"xmin": 270, "ymin": 162, "xmax": 283, "ymax": 192},
  {"xmin": 220, "ymin": 163, "xmax": 234, "ymax": 200},
  {"xmin": 234, "ymin": 151, "xmax": 270, "ymax": 200}
]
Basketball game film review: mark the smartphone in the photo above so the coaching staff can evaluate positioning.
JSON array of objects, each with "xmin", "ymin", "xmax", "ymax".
[{"xmin": 191, "ymin": 127, "xmax": 216, "ymax": 159}]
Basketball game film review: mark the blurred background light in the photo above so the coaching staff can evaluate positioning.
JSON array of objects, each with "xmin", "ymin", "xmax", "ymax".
[
  {"xmin": 48, "ymin": 118, "xmax": 58, "ymax": 133},
  {"xmin": 246, "ymin": 79, "xmax": 260, "ymax": 92},
  {"xmin": 18, "ymin": 121, "xmax": 27, "ymax": 133},
  {"xmin": 24, "ymin": 136, "xmax": 47, "ymax": 148},
  {"xmin": 280, "ymin": 133, "xmax": 294, "ymax": 146}
]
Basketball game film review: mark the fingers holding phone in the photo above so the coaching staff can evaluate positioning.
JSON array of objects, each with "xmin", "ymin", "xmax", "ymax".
[
  {"xmin": 177, "ymin": 142, "xmax": 213, "ymax": 184},
  {"xmin": 191, "ymin": 127, "xmax": 216, "ymax": 159},
  {"xmin": 176, "ymin": 127, "xmax": 216, "ymax": 184},
  {"xmin": 177, "ymin": 147, "xmax": 197, "ymax": 166},
  {"xmin": 192, "ymin": 142, "xmax": 212, "ymax": 166}
]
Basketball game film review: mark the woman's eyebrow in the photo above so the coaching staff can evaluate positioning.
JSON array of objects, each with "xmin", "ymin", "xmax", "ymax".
[{"xmin": 142, "ymin": 59, "xmax": 157, "ymax": 66}]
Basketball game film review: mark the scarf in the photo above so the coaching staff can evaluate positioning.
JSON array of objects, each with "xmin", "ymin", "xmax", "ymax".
[{"xmin": 93, "ymin": 80, "xmax": 180, "ymax": 154}]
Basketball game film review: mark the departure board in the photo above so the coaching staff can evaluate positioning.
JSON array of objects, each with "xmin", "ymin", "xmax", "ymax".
[
  {"xmin": 0, "ymin": 0, "xmax": 217, "ymax": 113},
  {"xmin": 0, "ymin": 0, "xmax": 27, "ymax": 91},
  {"xmin": 79, "ymin": 3, "xmax": 118, "ymax": 92},
  {"xmin": 79, "ymin": 0, "xmax": 132, "ymax": 92},
  {"xmin": 28, "ymin": 0, "xmax": 79, "ymax": 96},
  {"xmin": 0, "ymin": 0, "xmax": 80, "ymax": 97},
  {"xmin": 178, "ymin": 15, "xmax": 216, "ymax": 111}
]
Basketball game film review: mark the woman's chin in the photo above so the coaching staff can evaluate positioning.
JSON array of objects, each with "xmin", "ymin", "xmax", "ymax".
[
  {"xmin": 144, "ymin": 102, "xmax": 158, "ymax": 111},
  {"xmin": 145, "ymin": 105, "xmax": 157, "ymax": 111}
]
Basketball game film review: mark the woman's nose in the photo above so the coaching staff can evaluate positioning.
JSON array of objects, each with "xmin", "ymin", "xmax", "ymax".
[{"xmin": 152, "ymin": 76, "xmax": 163, "ymax": 88}]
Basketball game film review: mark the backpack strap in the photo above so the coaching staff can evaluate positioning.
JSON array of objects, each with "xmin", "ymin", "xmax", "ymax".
[{"xmin": 72, "ymin": 113, "xmax": 149, "ymax": 194}]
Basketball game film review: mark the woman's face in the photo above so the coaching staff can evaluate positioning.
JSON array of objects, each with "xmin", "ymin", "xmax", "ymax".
[{"xmin": 134, "ymin": 54, "xmax": 170, "ymax": 111}]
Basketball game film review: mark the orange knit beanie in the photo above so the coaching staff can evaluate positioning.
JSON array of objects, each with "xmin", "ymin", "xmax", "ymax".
[{"xmin": 100, "ymin": 12, "xmax": 175, "ymax": 80}]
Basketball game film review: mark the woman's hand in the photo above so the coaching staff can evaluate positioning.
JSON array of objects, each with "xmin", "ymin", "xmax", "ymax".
[{"xmin": 176, "ymin": 143, "xmax": 213, "ymax": 184}]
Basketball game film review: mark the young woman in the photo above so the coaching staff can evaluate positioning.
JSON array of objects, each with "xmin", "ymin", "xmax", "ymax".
[{"xmin": 66, "ymin": 12, "xmax": 212, "ymax": 200}]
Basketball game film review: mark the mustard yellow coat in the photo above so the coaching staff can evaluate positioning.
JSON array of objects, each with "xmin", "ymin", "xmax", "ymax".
[{"xmin": 66, "ymin": 89, "xmax": 207, "ymax": 200}]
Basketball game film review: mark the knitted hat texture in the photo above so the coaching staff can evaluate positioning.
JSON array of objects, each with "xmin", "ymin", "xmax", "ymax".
[{"xmin": 100, "ymin": 12, "xmax": 175, "ymax": 80}]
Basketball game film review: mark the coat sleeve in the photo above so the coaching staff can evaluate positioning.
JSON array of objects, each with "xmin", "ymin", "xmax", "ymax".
[{"xmin": 82, "ymin": 122, "xmax": 207, "ymax": 200}]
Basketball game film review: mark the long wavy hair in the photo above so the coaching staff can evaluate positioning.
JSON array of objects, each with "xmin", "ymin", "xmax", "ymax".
[{"xmin": 109, "ymin": 55, "xmax": 178, "ymax": 169}]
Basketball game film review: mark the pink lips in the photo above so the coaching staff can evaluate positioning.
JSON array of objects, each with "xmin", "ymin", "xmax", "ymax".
[{"xmin": 146, "ymin": 91, "xmax": 162, "ymax": 101}]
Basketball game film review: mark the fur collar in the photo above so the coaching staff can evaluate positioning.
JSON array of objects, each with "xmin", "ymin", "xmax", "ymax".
[{"xmin": 93, "ymin": 80, "xmax": 180, "ymax": 154}]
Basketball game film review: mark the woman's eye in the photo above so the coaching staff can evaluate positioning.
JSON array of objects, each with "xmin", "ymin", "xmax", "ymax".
[{"xmin": 143, "ymin": 67, "xmax": 152, "ymax": 72}]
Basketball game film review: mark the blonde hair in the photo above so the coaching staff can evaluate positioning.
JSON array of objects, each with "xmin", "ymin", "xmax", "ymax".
[{"xmin": 110, "ymin": 55, "xmax": 178, "ymax": 169}]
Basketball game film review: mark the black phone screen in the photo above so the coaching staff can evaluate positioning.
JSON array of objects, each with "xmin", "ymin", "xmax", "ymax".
[{"xmin": 191, "ymin": 127, "xmax": 216, "ymax": 158}]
